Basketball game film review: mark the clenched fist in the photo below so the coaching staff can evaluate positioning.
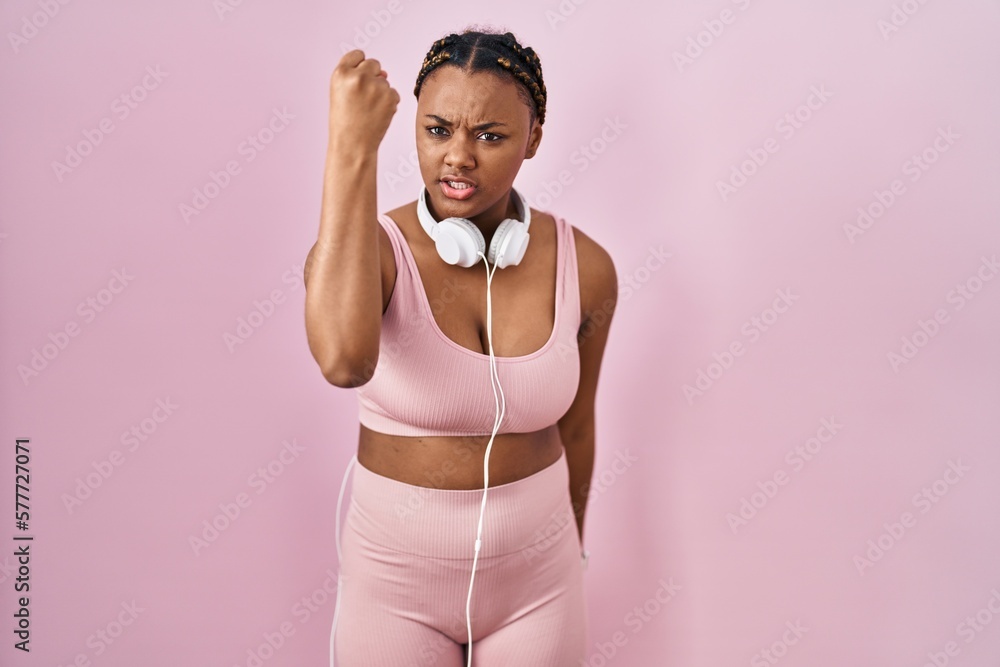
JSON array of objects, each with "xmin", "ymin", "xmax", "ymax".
[{"xmin": 328, "ymin": 49, "xmax": 400, "ymax": 154}]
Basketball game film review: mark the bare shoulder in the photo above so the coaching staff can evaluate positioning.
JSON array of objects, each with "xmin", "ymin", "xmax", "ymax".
[
  {"xmin": 378, "ymin": 206, "xmax": 408, "ymax": 314},
  {"xmin": 380, "ymin": 205, "xmax": 403, "ymax": 268},
  {"xmin": 567, "ymin": 220, "xmax": 618, "ymax": 321}
]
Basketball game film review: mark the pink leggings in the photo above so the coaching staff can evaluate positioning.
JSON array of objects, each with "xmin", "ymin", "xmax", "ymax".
[{"xmin": 331, "ymin": 447, "xmax": 588, "ymax": 666}]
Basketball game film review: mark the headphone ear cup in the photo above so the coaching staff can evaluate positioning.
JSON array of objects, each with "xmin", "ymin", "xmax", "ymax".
[
  {"xmin": 489, "ymin": 219, "xmax": 530, "ymax": 269},
  {"xmin": 487, "ymin": 218, "xmax": 517, "ymax": 268},
  {"xmin": 437, "ymin": 217, "xmax": 486, "ymax": 267}
]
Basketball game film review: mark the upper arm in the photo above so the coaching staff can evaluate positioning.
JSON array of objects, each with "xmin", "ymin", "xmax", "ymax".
[
  {"xmin": 558, "ymin": 226, "xmax": 618, "ymax": 441},
  {"xmin": 303, "ymin": 222, "xmax": 398, "ymax": 316}
]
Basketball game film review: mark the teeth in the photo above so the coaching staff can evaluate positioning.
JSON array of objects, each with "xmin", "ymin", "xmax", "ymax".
[{"xmin": 446, "ymin": 181, "xmax": 472, "ymax": 189}]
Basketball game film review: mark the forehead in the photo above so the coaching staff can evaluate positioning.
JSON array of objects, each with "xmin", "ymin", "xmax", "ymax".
[{"xmin": 418, "ymin": 65, "xmax": 522, "ymax": 120}]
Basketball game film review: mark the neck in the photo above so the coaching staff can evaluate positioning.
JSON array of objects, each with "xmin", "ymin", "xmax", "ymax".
[{"xmin": 427, "ymin": 189, "xmax": 521, "ymax": 240}]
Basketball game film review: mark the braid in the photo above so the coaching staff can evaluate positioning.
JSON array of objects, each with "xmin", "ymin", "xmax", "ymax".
[
  {"xmin": 413, "ymin": 35, "xmax": 457, "ymax": 98},
  {"xmin": 494, "ymin": 32, "xmax": 547, "ymax": 125},
  {"xmin": 413, "ymin": 28, "xmax": 547, "ymax": 126}
]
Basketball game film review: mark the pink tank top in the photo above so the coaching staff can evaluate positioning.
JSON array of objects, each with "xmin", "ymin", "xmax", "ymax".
[{"xmin": 355, "ymin": 211, "xmax": 582, "ymax": 437}]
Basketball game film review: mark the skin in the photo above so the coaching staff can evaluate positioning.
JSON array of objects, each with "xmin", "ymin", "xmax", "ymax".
[{"xmin": 309, "ymin": 63, "xmax": 618, "ymax": 544}]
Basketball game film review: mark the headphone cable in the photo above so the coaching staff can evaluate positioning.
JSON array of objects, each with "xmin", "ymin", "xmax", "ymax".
[{"xmin": 465, "ymin": 250, "xmax": 507, "ymax": 667}]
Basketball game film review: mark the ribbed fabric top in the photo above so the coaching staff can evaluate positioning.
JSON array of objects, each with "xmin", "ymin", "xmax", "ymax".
[{"xmin": 355, "ymin": 211, "xmax": 582, "ymax": 437}]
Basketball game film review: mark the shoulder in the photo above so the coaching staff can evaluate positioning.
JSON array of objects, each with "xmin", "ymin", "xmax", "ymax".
[
  {"xmin": 563, "ymin": 217, "xmax": 617, "ymax": 322},
  {"xmin": 377, "ymin": 208, "xmax": 403, "ymax": 268},
  {"xmin": 382, "ymin": 203, "xmax": 423, "ymax": 254},
  {"xmin": 377, "ymin": 206, "xmax": 411, "ymax": 314}
]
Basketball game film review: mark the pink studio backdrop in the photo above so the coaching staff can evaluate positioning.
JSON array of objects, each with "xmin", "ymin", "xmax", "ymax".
[{"xmin": 2, "ymin": 1, "xmax": 999, "ymax": 665}]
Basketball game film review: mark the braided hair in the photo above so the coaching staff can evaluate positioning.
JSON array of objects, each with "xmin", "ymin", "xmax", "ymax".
[{"xmin": 413, "ymin": 28, "xmax": 547, "ymax": 126}]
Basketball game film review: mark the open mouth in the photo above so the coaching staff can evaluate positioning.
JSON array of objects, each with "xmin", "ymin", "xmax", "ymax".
[{"xmin": 440, "ymin": 180, "xmax": 477, "ymax": 200}]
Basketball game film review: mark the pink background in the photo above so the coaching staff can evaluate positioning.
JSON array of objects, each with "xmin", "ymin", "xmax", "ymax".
[{"xmin": 3, "ymin": 0, "xmax": 1000, "ymax": 665}]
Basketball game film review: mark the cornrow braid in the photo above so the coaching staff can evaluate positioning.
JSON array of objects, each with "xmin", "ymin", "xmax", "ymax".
[
  {"xmin": 493, "ymin": 32, "xmax": 547, "ymax": 126},
  {"xmin": 498, "ymin": 31, "xmax": 545, "ymax": 94},
  {"xmin": 413, "ymin": 28, "xmax": 547, "ymax": 126},
  {"xmin": 413, "ymin": 35, "xmax": 457, "ymax": 98}
]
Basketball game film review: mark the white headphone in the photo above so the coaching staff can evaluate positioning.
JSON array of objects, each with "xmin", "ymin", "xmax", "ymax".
[{"xmin": 417, "ymin": 185, "xmax": 532, "ymax": 268}]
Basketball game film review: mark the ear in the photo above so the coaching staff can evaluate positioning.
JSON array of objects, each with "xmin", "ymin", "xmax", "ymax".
[{"xmin": 524, "ymin": 120, "xmax": 543, "ymax": 159}]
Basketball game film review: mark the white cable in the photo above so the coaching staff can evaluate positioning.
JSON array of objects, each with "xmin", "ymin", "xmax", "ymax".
[
  {"xmin": 465, "ymin": 251, "xmax": 507, "ymax": 667},
  {"xmin": 329, "ymin": 454, "xmax": 357, "ymax": 667}
]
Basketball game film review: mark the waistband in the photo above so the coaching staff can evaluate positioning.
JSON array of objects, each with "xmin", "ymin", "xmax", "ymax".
[{"xmin": 346, "ymin": 448, "xmax": 574, "ymax": 559}]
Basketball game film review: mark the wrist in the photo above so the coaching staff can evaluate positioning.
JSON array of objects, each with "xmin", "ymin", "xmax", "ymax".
[
  {"xmin": 323, "ymin": 143, "xmax": 378, "ymax": 180},
  {"xmin": 327, "ymin": 134, "xmax": 378, "ymax": 160}
]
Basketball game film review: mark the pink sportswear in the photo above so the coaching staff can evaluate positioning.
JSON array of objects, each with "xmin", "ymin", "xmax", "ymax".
[
  {"xmin": 332, "ymin": 447, "xmax": 589, "ymax": 664},
  {"xmin": 354, "ymin": 212, "xmax": 582, "ymax": 437}
]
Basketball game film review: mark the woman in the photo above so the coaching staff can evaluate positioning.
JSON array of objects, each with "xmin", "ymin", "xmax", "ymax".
[{"xmin": 305, "ymin": 27, "xmax": 617, "ymax": 666}]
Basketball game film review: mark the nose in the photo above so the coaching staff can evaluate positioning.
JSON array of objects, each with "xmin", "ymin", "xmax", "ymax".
[{"xmin": 444, "ymin": 133, "xmax": 476, "ymax": 171}]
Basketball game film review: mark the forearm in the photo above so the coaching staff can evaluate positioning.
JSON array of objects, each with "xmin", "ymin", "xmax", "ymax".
[
  {"xmin": 560, "ymin": 426, "xmax": 595, "ymax": 545},
  {"xmin": 304, "ymin": 142, "xmax": 381, "ymax": 385}
]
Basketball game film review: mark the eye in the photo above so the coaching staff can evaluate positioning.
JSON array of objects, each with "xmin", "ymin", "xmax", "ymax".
[{"xmin": 426, "ymin": 127, "xmax": 503, "ymax": 142}]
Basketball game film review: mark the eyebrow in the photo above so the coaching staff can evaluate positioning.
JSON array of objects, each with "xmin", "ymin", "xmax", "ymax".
[{"xmin": 424, "ymin": 114, "xmax": 507, "ymax": 130}]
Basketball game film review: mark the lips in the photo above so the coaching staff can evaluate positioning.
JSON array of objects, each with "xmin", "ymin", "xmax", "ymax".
[{"xmin": 440, "ymin": 180, "xmax": 477, "ymax": 200}]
